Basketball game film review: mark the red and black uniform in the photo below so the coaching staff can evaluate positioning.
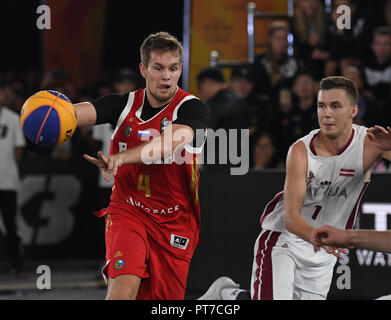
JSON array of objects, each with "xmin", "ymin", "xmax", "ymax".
[{"xmin": 91, "ymin": 87, "xmax": 209, "ymax": 299}]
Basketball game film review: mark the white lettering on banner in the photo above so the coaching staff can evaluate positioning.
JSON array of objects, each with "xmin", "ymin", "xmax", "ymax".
[
  {"xmin": 356, "ymin": 250, "xmax": 391, "ymax": 267},
  {"xmin": 0, "ymin": 175, "xmax": 81, "ymax": 245},
  {"xmin": 361, "ymin": 203, "xmax": 391, "ymax": 231}
]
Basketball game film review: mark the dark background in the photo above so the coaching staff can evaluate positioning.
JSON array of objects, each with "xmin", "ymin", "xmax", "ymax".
[{"xmin": 0, "ymin": 0, "xmax": 184, "ymax": 71}]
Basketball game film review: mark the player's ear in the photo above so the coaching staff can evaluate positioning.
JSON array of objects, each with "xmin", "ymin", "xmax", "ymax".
[
  {"xmin": 351, "ymin": 104, "xmax": 358, "ymax": 119},
  {"xmin": 139, "ymin": 63, "xmax": 147, "ymax": 79}
]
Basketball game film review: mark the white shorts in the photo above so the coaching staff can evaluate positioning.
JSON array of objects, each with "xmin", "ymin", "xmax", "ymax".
[{"xmin": 250, "ymin": 229, "xmax": 337, "ymax": 300}]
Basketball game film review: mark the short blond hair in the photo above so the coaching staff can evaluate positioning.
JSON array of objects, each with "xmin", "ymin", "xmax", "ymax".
[{"xmin": 140, "ymin": 32, "xmax": 183, "ymax": 66}]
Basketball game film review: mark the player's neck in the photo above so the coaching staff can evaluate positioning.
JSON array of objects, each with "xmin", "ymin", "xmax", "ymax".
[
  {"xmin": 316, "ymin": 126, "xmax": 354, "ymax": 157},
  {"xmin": 145, "ymin": 87, "xmax": 177, "ymax": 109}
]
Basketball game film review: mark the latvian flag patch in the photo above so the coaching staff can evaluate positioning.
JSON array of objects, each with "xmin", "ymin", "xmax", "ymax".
[{"xmin": 340, "ymin": 169, "xmax": 355, "ymax": 177}]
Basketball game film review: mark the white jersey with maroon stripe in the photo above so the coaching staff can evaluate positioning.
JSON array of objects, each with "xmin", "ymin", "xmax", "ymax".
[{"xmin": 261, "ymin": 124, "xmax": 369, "ymax": 232}]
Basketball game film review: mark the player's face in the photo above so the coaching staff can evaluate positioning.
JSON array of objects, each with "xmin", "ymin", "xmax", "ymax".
[
  {"xmin": 140, "ymin": 50, "xmax": 182, "ymax": 106},
  {"xmin": 317, "ymin": 89, "xmax": 358, "ymax": 139}
]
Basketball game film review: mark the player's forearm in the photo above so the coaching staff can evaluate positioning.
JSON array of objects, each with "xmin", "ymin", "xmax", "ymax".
[
  {"xmin": 284, "ymin": 213, "xmax": 314, "ymax": 244},
  {"xmin": 74, "ymin": 102, "xmax": 97, "ymax": 127},
  {"xmin": 349, "ymin": 230, "xmax": 391, "ymax": 253},
  {"xmin": 119, "ymin": 134, "xmax": 186, "ymax": 165}
]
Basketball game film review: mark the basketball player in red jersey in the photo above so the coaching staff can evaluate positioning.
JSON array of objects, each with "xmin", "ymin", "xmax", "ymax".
[{"xmin": 72, "ymin": 32, "xmax": 210, "ymax": 300}]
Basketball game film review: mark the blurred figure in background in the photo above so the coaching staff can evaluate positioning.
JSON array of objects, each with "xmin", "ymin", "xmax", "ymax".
[
  {"xmin": 341, "ymin": 65, "xmax": 382, "ymax": 127},
  {"xmin": 252, "ymin": 21, "xmax": 302, "ymax": 105},
  {"xmin": 291, "ymin": 0, "xmax": 330, "ymax": 80},
  {"xmin": 0, "ymin": 82, "xmax": 26, "ymax": 276},
  {"xmin": 271, "ymin": 71, "xmax": 319, "ymax": 161},
  {"xmin": 112, "ymin": 68, "xmax": 140, "ymax": 94},
  {"xmin": 251, "ymin": 133, "xmax": 282, "ymax": 170},
  {"xmin": 229, "ymin": 66, "xmax": 274, "ymax": 137},
  {"xmin": 362, "ymin": 26, "xmax": 391, "ymax": 111},
  {"xmin": 197, "ymin": 67, "xmax": 244, "ymax": 131},
  {"xmin": 324, "ymin": 0, "xmax": 373, "ymax": 76}
]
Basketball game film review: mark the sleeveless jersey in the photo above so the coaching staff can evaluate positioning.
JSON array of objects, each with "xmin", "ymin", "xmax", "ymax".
[
  {"xmin": 260, "ymin": 124, "xmax": 369, "ymax": 232},
  {"xmin": 106, "ymin": 87, "xmax": 203, "ymax": 259}
]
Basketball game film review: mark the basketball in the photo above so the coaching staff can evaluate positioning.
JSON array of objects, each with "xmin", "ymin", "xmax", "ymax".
[{"xmin": 20, "ymin": 90, "xmax": 77, "ymax": 147}]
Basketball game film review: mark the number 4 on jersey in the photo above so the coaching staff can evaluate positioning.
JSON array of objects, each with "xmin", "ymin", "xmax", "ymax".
[{"xmin": 137, "ymin": 174, "xmax": 151, "ymax": 197}]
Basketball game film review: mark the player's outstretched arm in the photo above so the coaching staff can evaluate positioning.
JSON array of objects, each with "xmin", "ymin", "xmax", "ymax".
[
  {"xmin": 83, "ymin": 123, "xmax": 194, "ymax": 177},
  {"xmin": 73, "ymin": 102, "xmax": 97, "ymax": 127},
  {"xmin": 314, "ymin": 225, "xmax": 391, "ymax": 253}
]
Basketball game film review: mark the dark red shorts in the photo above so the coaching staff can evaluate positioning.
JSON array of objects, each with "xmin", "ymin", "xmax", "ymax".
[{"xmin": 102, "ymin": 212, "xmax": 191, "ymax": 300}]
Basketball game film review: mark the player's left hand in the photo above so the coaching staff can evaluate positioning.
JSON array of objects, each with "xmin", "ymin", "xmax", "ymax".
[{"xmin": 367, "ymin": 125, "xmax": 391, "ymax": 151}]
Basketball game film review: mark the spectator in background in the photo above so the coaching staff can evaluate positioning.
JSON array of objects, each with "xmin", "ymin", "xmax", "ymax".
[
  {"xmin": 0, "ymin": 82, "xmax": 26, "ymax": 276},
  {"xmin": 362, "ymin": 26, "xmax": 391, "ymax": 110},
  {"xmin": 291, "ymin": 0, "xmax": 330, "ymax": 80},
  {"xmin": 341, "ymin": 65, "xmax": 382, "ymax": 127},
  {"xmin": 324, "ymin": 0, "xmax": 373, "ymax": 76},
  {"xmin": 271, "ymin": 71, "xmax": 319, "ymax": 160},
  {"xmin": 197, "ymin": 67, "xmax": 245, "ymax": 130},
  {"xmin": 112, "ymin": 68, "xmax": 140, "ymax": 94},
  {"xmin": 252, "ymin": 21, "xmax": 302, "ymax": 104},
  {"xmin": 41, "ymin": 69, "xmax": 79, "ymax": 102},
  {"xmin": 251, "ymin": 133, "xmax": 282, "ymax": 170},
  {"xmin": 229, "ymin": 66, "xmax": 274, "ymax": 137}
]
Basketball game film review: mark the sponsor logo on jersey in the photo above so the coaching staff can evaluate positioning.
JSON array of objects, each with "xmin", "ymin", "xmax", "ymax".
[
  {"xmin": 114, "ymin": 259, "xmax": 125, "ymax": 270},
  {"xmin": 125, "ymin": 196, "xmax": 182, "ymax": 215},
  {"xmin": 340, "ymin": 169, "xmax": 355, "ymax": 177},
  {"xmin": 124, "ymin": 126, "xmax": 132, "ymax": 137},
  {"xmin": 170, "ymin": 234, "xmax": 189, "ymax": 250},
  {"xmin": 281, "ymin": 243, "xmax": 289, "ymax": 248}
]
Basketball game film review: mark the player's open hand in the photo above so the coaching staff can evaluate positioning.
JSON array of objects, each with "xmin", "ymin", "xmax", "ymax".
[
  {"xmin": 367, "ymin": 125, "xmax": 391, "ymax": 151},
  {"xmin": 83, "ymin": 151, "xmax": 124, "ymax": 182}
]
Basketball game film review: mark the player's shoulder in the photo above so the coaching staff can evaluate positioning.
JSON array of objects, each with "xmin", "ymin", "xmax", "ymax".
[
  {"xmin": 2, "ymin": 106, "xmax": 20, "ymax": 122},
  {"xmin": 179, "ymin": 94, "xmax": 211, "ymax": 114}
]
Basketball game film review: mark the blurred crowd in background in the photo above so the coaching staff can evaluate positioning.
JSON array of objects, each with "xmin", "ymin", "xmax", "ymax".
[{"xmin": 1, "ymin": 0, "xmax": 391, "ymax": 172}]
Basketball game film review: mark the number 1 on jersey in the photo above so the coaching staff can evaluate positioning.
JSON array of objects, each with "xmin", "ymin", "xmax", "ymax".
[{"xmin": 137, "ymin": 174, "xmax": 151, "ymax": 197}]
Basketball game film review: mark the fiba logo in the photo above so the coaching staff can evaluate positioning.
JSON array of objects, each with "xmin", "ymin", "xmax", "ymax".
[{"xmin": 36, "ymin": 5, "xmax": 51, "ymax": 30}]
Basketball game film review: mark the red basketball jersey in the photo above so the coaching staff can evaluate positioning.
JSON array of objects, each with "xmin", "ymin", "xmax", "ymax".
[{"xmin": 106, "ymin": 87, "xmax": 202, "ymax": 259}]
